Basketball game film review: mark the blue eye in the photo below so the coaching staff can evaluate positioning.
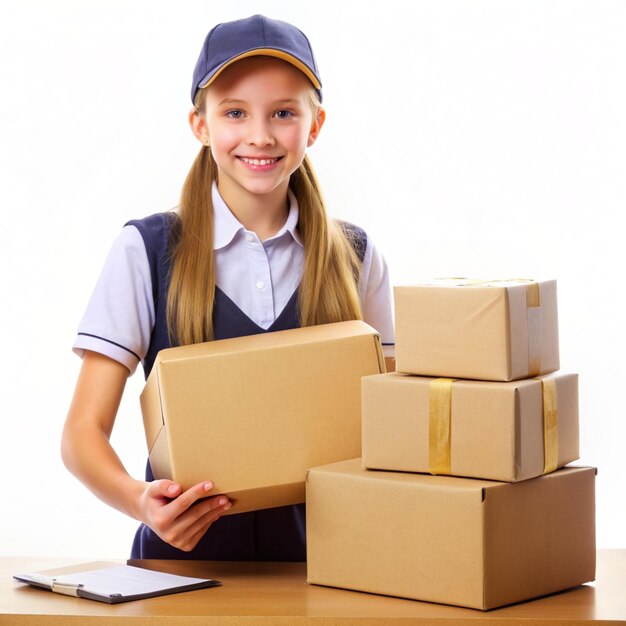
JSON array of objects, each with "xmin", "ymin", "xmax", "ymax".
[
  {"xmin": 226, "ymin": 109, "xmax": 244, "ymax": 119},
  {"xmin": 275, "ymin": 110, "xmax": 294, "ymax": 119}
]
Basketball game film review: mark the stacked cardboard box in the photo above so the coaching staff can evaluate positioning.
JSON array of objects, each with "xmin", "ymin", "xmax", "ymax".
[{"xmin": 307, "ymin": 279, "xmax": 596, "ymax": 610}]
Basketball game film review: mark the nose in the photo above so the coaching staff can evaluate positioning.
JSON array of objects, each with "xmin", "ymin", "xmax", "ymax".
[{"xmin": 246, "ymin": 117, "xmax": 275, "ymax": 147}]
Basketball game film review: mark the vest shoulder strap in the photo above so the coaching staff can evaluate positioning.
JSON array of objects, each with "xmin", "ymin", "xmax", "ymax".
[{"xmin": 337, "ymin": 220, "xmax": 368, "ymax": 263}]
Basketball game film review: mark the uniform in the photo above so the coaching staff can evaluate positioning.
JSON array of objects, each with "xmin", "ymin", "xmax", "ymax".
[{"xmin": 73, "ymin": 183, "xmax": 394, "ymax": 560}]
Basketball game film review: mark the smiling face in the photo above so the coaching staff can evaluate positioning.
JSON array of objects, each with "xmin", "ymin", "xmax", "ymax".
[{"xmin": 191, "ymin": 56, "xmax": 325, "ymax": 211}]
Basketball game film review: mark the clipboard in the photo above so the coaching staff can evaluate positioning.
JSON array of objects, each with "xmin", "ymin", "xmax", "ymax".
[{"xmin": 13, "ymin": 562, "xmax": 221, "ymax": 604}]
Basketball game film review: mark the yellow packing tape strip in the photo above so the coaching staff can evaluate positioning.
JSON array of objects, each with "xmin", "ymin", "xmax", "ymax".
[
  {"xmin": 429, "ymin": 378, "xmax": 455, "ymax": 475},
  {"xmin": 539, "ymin": 376, "xmax": 559, "ymax": 474},
  {"xmin": 525, "ymin": 281, "xmax": 542, "ymax": 377},
  {"xmin": 525, "ymin": 281, "xmax": 540, "ymax": 307},
  {"xmin": 429, "ymin": 375, "xmax": 558, "ymax": 477}
]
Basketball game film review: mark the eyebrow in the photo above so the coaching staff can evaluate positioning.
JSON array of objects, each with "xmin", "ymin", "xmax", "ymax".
[
  {"xmin": 217, "ymin": 98, "xmax": 302, "ymax": 107},
  {"xmin": 218, "ymin": 99, "xmax": 246, "ymax": 106}
]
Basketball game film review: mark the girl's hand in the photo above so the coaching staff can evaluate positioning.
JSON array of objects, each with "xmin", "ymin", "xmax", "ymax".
[{"xmin": 137, "ymin": 479, "xmax": 232, "ymax": 552}]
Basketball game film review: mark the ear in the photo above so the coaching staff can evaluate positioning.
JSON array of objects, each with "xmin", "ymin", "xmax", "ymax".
[
  {"xmin": 189, "ymin": 108, "xmax": 210, "ymax": 146},
  {"xmin": 307, "ymin": 106, "xmax": 326, "ymax": 148}
]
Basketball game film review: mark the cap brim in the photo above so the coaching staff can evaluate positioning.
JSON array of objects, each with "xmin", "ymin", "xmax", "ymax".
[{"xmin": 198, "ymin": 48, "xmax": 322, "ymax": 92}]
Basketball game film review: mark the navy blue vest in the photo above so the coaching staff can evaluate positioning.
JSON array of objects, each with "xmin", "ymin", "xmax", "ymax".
[{"xmin": 126, "ymin": 211, "xmax": 366, "ymax": 561}]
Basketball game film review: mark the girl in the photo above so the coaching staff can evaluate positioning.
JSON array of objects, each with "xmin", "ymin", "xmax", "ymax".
[{"xmin": 62, "ymin": 14, "xmax": 394, "ymax": 561}]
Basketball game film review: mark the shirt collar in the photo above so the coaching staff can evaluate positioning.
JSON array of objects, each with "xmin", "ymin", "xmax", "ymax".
[{"xmin": 212, "ymin": 182, "xmax": 303, "ymax": 249}]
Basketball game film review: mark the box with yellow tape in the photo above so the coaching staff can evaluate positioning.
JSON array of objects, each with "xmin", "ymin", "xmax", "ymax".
[
  {"xmin": 362, "ymin": 371, "xmax": 578, "ymax": 482},
  {"xmin": 394, "ymin": 279, "xmax": 559, "ymax": 381}
]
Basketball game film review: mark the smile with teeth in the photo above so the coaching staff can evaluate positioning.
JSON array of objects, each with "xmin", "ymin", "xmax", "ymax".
[{"xmin": 239, "ymin": 156, "xmax": 282, "ymax": 166}]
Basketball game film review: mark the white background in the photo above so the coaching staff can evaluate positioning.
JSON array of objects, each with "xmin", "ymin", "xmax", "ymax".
[{"xmin": 1, "ymin": 0, "xmax": 624, "ymax": 558}]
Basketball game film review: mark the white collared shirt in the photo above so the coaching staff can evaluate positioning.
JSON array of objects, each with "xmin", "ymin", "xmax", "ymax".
[
  {"xmin": 213, "ymin": 184, "xmax": 305, "ymax": 330},
  {"xmin": 73, "ymin": 183, "xmax": 395, "ymax": 374}
]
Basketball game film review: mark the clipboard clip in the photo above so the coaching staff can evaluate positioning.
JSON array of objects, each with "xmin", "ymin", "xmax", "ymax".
[{"xmin": 51, "ymin": 579, "xmax": 84, "ymax": 597}]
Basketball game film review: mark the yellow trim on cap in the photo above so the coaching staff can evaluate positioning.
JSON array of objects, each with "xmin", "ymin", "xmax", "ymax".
[{"xmin": 199, "ymin": 48, "xmax": 321, "ymax": 91}]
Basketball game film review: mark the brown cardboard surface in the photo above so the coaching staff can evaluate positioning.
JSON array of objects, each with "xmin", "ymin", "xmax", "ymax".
[
  {"xmin": 483, "ymin": 469, "xmax": 596, "ymax": 608},
  {"xmin": 306, "ymin": 458, "xmax": 595, "ymax": 610},
  {"xmin": 394, "ymin": 280, "xmax": 559, "ymax": 381},
  {"xmin": 140, "ymin": 321, "xmax": 384, "ymax": 514},
  {"xmin": 361, "ymin": 372, "xmax": 579, "ymax": 481}
]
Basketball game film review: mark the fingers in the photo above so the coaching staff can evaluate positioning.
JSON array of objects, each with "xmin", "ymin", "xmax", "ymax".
[
  {"xmin": 176, "ymin": 499, "xmax": 232, "ymax": 552},
  {"xmin": 148, "ymin": 479, "xmax": 183, "ymax": 501},
  {"xmin": 171, "ymin": 494, "xmax": 231, "ymax": 535},
  {"xmin": 168, "ymin": 480, "xmax": 214, "ymax": 513},
  {"xmin": 149, "ymin": 480, "xmax": 213, "ymax": 520},
  {"xmin": 143, "ymin": 480, "xmax": 232, "ymax": 552},
  {"xmin": 157, "ymin": 496, "xmax": 232, "ymax": 552},
  {"xmin": 164, "ymin": 482, "xmax": 183, "ymax": 498}
]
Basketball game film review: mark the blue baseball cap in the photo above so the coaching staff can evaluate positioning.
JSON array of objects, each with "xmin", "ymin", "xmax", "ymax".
[{"xmin": 191, "ymin": 14, "xmax": 323, "ymax": 104}]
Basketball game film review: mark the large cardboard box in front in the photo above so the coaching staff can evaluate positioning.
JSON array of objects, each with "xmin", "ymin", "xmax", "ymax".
[
  {"xmin": 141, "ymin": 321, "xmax": 385, "ymax": 515},
  {"xmin": 395, "ymin": 279, "xmax": 559, "ymax": 381},
  {"xmin": 362, "ymin": 371, "xmax": 579, "ymax": 481},
  {"xmin": 306, "ymin": 459, "xmax": 595, "ymax": 610}
]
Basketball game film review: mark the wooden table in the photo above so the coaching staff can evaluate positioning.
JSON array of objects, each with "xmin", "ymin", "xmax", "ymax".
[{"xmin": 2, "ymin": 550, "xmax": 625, "ymax": 624}]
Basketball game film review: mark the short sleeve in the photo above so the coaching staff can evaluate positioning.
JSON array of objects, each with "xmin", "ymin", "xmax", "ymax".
[
  {"xmin": 72, "ymin": 225, "xmax": 155, "ymax": 375},
  {"xmin": 359, "ymin": 236, "xmax": 395, "ymax": 356}
]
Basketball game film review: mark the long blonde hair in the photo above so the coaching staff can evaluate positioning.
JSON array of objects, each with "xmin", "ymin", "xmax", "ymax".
[{"xmin": 166, "ymin": 92, "xmax": 363, "ymax": 346}]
